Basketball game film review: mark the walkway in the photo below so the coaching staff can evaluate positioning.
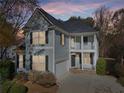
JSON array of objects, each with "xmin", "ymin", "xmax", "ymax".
[{"xmin": 58, "ymin": 71, "xmax": 124, "ymax": 93}]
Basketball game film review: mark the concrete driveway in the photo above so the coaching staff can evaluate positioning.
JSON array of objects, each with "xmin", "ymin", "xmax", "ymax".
[{"xmin": 58, "ymin": 71, "xmax": 124, "ymax": 93}]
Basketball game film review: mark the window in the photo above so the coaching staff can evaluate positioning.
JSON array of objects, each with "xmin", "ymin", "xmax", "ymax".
[
  {"xmin": 83, "ymin": 36, "xmax": 88, "ymax": 43},
  {"xmin": 32, "ymin": 31, "xmax": 46, "ymax": 45},
  {"xmin": 83, "ymin": 36, "xmax": 94, "ymax": 43},
  {"xmin": 71, "ymin": 37, "xmax": 75, "ymax": 48},
  {"xmin": 60, "ymin": 33, "xmax": 65, "ymax": 46},
  {"xmin": 19, "ymin": 55, "xmax": 23, "ymax": 69},
  {"xmin": 32, "ymin": 55, "xmax": 47, "ymax": 71}
]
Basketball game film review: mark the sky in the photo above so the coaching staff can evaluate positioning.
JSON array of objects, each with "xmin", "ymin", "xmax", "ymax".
[{"xmin": 39, "ymin": 0, "xmax": 124, "ymax": 21}]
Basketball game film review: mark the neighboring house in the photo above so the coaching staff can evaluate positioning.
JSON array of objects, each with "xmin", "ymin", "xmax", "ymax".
[
  {"xmin": 16, "ymin": 8, "xmax": 99, "ymax": 78},
  {"xmin": 0, "ymin": 46, "xmax": 16, "ymax": 62}
]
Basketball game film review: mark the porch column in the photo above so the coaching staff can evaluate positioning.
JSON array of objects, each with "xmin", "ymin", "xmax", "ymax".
[
  {"xmin": 68, "ymin": 36, "xmax": 71, "ymax": 71},
  {"xmin": 81, "ymin": 36, "xmax": 84, "ymax": 70},
  {"xmin": 81, "ymin": 53, "xmax": 84, "ymax": 70},
  {"xmin": 93, "ymin": 34, "xmax": 98, "ymax": 69}
]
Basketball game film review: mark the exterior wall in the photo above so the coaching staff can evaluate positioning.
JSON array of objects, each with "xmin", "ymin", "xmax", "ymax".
[
  {"xmin": 55, "ymin": 31, "xmax": 69, "ymax": 77},
  {"xmin": 55, "ymin": 31, "xmax": 69, "ymax": 62},
  {"xmin": 24, "ymin": 10, "xmax": 54, "ymax": 73}
]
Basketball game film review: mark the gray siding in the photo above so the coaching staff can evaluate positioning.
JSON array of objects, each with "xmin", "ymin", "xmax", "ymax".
[
  {"xmin": 55, "ymin": 31, "xmax": 69, "ymax": 63},
  {"xmin": 24, "ymin": 10, "xmax": 54, "ymax": 72}
]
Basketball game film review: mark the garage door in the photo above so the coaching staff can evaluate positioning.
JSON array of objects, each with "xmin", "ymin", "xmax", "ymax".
[{"xmin": 55, "ymin": 60, "xmax": 67, "ymax": 78}]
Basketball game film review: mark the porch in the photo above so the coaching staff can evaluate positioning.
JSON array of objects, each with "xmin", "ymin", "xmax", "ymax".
[{"xmin": 69, "ymin": 52, "xmax": 96, "ymax": 70}]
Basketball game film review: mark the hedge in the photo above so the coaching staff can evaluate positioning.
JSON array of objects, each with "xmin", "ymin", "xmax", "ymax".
[
  {"xmin": 2, "ymin": 80, "xmax": 28, "ymax": 93},
  {"xmin": 96, "ymin": 58, "xmax": 107, "ymax": 75},
  {"xmin": 0, "ymin": 60, "xmax": 15, "ymax": 80}
]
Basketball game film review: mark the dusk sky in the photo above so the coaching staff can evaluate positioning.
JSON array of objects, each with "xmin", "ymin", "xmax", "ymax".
[{"xmin": 39, "ymin": 0, "xmax": 124, "ymax": 21}]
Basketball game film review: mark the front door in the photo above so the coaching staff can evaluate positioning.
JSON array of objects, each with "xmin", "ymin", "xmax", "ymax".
[
  {"xmin": 71, "ymin": 55, "xmax": 75, "ymax": 67},
  {"xmin": 71, "ymin": 53, "xmax": 81, "ymax": 68}
]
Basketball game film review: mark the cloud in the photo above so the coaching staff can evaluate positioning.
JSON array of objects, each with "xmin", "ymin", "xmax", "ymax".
[
  {"xmin": 110, "ymin": 5, "xmax": 124, "ymax": 11},
  {"xmin": 41, "ymin": 2, "xmax": 105, "ymax": 15}
]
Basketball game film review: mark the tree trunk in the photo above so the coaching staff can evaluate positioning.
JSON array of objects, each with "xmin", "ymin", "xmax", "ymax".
[{"xmin": 121, "ymin": 55, "xmax": 124, "ymax": 65}]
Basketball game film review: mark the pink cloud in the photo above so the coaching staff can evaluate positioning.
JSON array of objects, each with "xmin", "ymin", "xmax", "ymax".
[
  {"xmin": 41, "ymin": 2, "xmax": 105, "ymax": 15},
  {"xmin": 110, "ymin": 5, "xmax": 124, "ymax": 12}
]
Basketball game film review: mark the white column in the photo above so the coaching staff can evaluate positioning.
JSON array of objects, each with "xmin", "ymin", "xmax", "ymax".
[
  {"xmin": 93, "ymin": 34, "xmax": 98, "ymax": 69},
  {"xmin": 67, "ymin": 36, "xmax": 71, "ymax": 71},
  {"xmin": 81, "ymin": 35, "xmax": 84, "ymax": 70},
  {"xmin": 52, "ymin": 30, "xmax": 55, "ymax": 73},
  {"xmin": 75, "ymin": 54, "xmax": 80, "ymax": 68}
]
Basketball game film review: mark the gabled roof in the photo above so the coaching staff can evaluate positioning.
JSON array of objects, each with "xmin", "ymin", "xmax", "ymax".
[{"xmin": 34, "ymin": 8, "xmax": 97, "ymax": 33}]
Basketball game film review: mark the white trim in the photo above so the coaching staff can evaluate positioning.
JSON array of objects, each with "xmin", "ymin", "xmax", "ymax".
[
  {"xmin": 69, "ymin": 32, "xmax": 98, "ymax": 36},
  {"xmin": 83, "ymin": 50, "xmax": 96, "ymax": 52},
  {"xmin": 53, "ymin": 30, "xmax": 55, "ymax": 73},
  {"xmin": 70, "ymin": 49, "xmax": 96, "ymax": 53},
  {"xmin": 81, "ymin": 35, "xmax": 84, "ymax": 70},
  {"xmin": 68, "ymin": 36, "xmax": 71, "ymax": 71},
  {"xmin": 31, "ymin": 46, "xmax": 53, "ymax": 50}
]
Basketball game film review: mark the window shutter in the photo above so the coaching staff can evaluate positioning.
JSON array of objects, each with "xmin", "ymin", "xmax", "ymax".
[
  {"xmin": 60, "ymin": 33, "xmax": 62, "ymax": 45},
  {"xmin": 23, "ymin": 55, "xmax": 25, "ymax": 68},
  {"xmin": 46, "ymin": 56, "xmax": 48, "ymax": 71},
  {"xmin": 30, "ymin": 32, "xmax": 32, "ymax": 44},
  {"xmin": 30, "ymin": 55, "xmax": 32, "ymax": 70},
  {"xmin": 16, "ymin": 55, "xmax": 19, "ymax": 68},
  {"xmin": 45, "ymin": 31, "xmax": 48, "ymax": 44}
]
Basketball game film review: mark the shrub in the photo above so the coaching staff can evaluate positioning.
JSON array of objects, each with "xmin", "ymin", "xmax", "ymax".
[
  {"xmin": 15, "ymin": 72, "xmax": 28, "ymax": 81},
  {"xmin": 2, "ymin": 80, "xmax": 15, "ymax": 93},
  {"xmin": 118, "ymin": 77, "xmax": 124, "ymax": 86},
  {"xmin": 0, "ymin": 60, "xmax": 15, "ymax": 80},
  {"xmin": 28, "ymin": 71, "xmax": 57, "ymax": 88},
  {"xmin": 106, "ymin": 60, "xmax": 116, "ymax": 75},
  {"xmin": 96, "ymin": 58, "xmax": 107, "ymax": 75},
  {"xmin": 2, "ymin": 80, "xmax": 28, "ymax": 93},
  {"xmin": 28, "ymin": 71, "xmax": 41, "ymax": 82},
  {"xmin": 9, "ymin": 83, "xmax": 28, "ymax": 93},
  {"xmin": 114, "ymin": 63, "xmax": 124, "ymax": 77}
]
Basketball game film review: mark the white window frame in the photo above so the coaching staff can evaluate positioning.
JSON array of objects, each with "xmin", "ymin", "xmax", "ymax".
[
  {"xmin": 19, "ymin": 55, "xmax": 23, "ymax": 69},
  {"xmin": 32, "ymin": 55, "xmax": 46, "ymax": 71},
  {"xmin": 60, "ymin": 33, "xmax": 65, "ymax": 46},
  {"xmin": 32, "ymin": 31, "xmax": 46, "ymax": 45}
]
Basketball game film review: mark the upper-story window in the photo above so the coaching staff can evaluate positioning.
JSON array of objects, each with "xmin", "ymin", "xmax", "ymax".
[
  {"xmin": 71, "ymin": 36, "xmax": 81, "ymax": 49},
  {"xmin": 32, "ymin": 31, "xmax": 48, "ymax": 45},
  {"xmin": 83, "ymin": 35, "xmax": 94, "ymax": 43},
  {"xmin": 83, "ymin": 36, "xmax": 88, "ymax": 43},
  {"xmin": 71, "ymin": 37, "xmax": 75, "ymax": 48},
  {"xmin": 60, "ymin": 33, "xmax": 65, "ymax": 46}
]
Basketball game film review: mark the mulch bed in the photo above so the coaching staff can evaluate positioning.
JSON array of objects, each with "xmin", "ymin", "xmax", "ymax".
[{"xmin": 24, "ymin": 81, "xmax": 58, "ymax": 93}]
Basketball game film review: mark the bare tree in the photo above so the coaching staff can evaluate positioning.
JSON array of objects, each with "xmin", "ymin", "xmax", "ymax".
[
  {"xmin": 110, "ymin": 8, "xmax": 124, "ymax": 64},
  {"xmin": 94, "ymin": 6, "xmax": 113, "ymax": 57},
  {"xmin": 112, "ymin": 8, "xmax": 124, "ymax": 34},
  {"xmin": 0, "ymin": 0, "xmax": 39, "ymax": 31},
  {"xmin": 0, "ymin": 0, "xmax": 39, "ymax": 60}
]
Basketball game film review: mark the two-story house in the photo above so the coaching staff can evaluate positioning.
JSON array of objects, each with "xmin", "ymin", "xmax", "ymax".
[{"xmin": 16, "ymin": 8, "xmax": 98, "ymax": 78}]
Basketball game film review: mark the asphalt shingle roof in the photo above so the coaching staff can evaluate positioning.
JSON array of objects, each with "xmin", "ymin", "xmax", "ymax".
[{"xmin": 38, "ymin": 8, "xmax": 96, "ymax": 33}]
